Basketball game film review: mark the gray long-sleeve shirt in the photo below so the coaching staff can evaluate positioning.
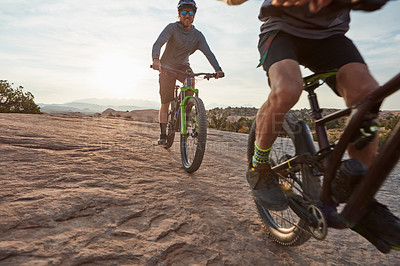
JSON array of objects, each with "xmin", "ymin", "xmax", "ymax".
[
  {"xmin": 152, "ymin": 22, "xmax": 222, "ymax": 71},
  {"xmin": 259, "ymin": 0, "xmax": 351, "ymax": 39}
]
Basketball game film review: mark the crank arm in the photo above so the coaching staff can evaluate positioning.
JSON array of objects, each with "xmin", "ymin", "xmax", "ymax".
[
  {"xmin": 287, "ymin": 196, "xmax": 328, "ymax": 240},
  {"xmin": 287, "ymin": 196, "xmax": 317, "ymax": 227},
  {"xmin": 272, "ymin": 153, "xmax": 316, "ymax": 173}
]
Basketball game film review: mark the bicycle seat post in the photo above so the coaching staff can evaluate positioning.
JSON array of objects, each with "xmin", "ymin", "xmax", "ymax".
[
  {"xmin": 306, "ymin": 86, "xmax": 323, "ymax": 121},
  {"xmin": 305, "ymin": 84, "xmax": 331, "ymax": 163}
]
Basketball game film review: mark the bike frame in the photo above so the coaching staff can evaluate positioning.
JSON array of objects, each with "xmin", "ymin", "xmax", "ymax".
[
  {"xmin": 320, "ymin": 73, "xmax": 400, "ymax": 226},
  {"xmin": 155, "ymin": 65, "xmax": 216, "ymax": 138},
  {"xmin": 308, "ymin": 72, "xmax": 400, "ymax": 227},
  {"xmin": 270, "ymin": 72, "xmax": 400, "ymax": 228}
]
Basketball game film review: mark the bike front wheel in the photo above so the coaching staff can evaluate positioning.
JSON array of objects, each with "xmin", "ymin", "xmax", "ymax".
[
  {"xmin": 247, "ymin": 113, "xmax": 321, "ymax": 246},
  {"xmin": 180, "ymin": 97, "xmax": 207, "ymax": 173}
]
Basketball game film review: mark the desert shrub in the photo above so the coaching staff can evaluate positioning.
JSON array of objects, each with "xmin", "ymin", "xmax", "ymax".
[
  {"xmin": 0, "ymin": 80, "xmax": 41, "ymax": 113},
  {"xmin": 208, "ymin": 108, "xmax": 228, "ymax": 130},
  {"xmin": 378, "ymin": 115, "xmax": 399, "ymax": 146}
]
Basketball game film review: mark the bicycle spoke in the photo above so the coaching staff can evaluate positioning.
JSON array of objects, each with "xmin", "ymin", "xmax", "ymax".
[
  {"xmin": 249, "ymin": 115, "xmax": 320, "ymax": 246},
  {"xmin": 180, "ymin": 97, "xmax": 207, "ymax": 173}
]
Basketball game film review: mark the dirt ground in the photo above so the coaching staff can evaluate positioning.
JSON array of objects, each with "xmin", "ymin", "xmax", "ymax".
[{"xmin": 0, "ymin": 113, "xmax": 399, "ymax": 265}]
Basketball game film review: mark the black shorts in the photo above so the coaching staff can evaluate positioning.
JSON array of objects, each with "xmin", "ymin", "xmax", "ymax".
[
  {"xmin": 159, "ymin": 65, "xmax": 192, "ymax": 104},
  {"xmin": 258, "ymin": 31, "xmax": 365, "ymax": 93}
]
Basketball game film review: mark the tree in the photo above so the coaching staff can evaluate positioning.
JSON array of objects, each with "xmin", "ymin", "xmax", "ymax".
[
  {"xmin": 379, "ymin": 115, "xmax": 400, "ymax": 146},
  {"xmin": 208, "ymin": 108, "xmax": 228, "ymax": 130},
  {"xmin": 0, "ymin": 80, "xmax": 41, "ymax": 113},
  {"xmin": 226, "ymin": 117, "xmax": 253, "ymax": 133},
  {"xmin": 384, "ymin": 115, "xmax": 399, "ymax": 131}
]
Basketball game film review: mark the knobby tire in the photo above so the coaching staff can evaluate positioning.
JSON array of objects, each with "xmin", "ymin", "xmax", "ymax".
[
  {"xmin": 247, "ymin": 113, "xmax": 321, "ymax": 246},
  {"xmin": 180, "ymin": 97, "xmax": 207, "ymax": 173},
  {"xmin": 164, "ymin": 105, "xmax": 177, "ymax": 149}
]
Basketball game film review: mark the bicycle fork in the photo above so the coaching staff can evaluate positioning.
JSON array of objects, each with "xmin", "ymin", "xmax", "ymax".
[
  {"xmin": 179, "ymin": 85, "xmax": 199, "ymax": 136},
  {"xmin": 180, "ymin": 96, "xmax": 190, "ymax": 135}
]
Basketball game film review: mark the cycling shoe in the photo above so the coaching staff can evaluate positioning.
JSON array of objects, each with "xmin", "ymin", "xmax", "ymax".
[
  {"xmin": 157, "ymin": 134, "xmax": 167, "ymax": 146},
  {"xmin": 246, "ymin": 162, "xmax": 288, "ymax": 211},
  {"xmin": 352, "ymin": 199, "xmax": 400, "ymax": 253}
]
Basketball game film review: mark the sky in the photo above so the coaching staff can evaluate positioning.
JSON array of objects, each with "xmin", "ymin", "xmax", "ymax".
[{"xmin": 1, "ymin": 0, "xmax": 399, "ymax": 110}]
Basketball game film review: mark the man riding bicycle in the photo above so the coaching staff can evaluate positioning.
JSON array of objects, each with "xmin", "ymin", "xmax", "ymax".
[
  {"xmin": 221, "ymin": 0, "xmax": 400, "ymax": 251},
  {"xmin": 152, "ymin": 0, "xmax": 225, "ymax": 145}
]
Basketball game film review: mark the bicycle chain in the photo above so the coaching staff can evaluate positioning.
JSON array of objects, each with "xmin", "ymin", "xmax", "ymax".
[
  {"xmin": 268, "ymin": 210, "xmax": 313, "ymax": 236},
  {"xmin": 274, "ymin": 171, "xmax": 326, "ymax": 239}
]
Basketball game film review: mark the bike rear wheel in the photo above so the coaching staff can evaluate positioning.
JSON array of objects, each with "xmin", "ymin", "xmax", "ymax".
[
  {"xmin": 164, "ymin": 104, "xmax": 177, "ymax": 149},
  {"xmin": 247, "ymin": 113, "xmax": 321, "ymax": 246},
  {"xmin": 180, "ymin": 97, "xmax": 207, "ymax": 173}
]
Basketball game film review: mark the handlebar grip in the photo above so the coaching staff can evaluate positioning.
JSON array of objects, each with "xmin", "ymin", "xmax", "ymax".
[{"xmin": 203, "ymin": 73, "xmax": 218, "ymax": 80}]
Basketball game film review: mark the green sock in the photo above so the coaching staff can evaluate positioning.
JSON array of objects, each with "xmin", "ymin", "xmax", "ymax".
[{"xmin": 252, "ymin": 141, "xmax": 271, "ymax": 168}]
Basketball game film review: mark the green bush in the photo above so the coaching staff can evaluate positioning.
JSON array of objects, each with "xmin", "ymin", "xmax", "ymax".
[{"xmin": 0, "ymin": 80, "xmax": 41, "ymax": 114}]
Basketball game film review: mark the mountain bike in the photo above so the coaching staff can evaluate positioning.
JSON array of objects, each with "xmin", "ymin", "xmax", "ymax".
[
  {"xmin": 151, "ymin": 65, "xmax": 217, "ymax": 173},
  {"xmin": 247, "ymin": 71, "xmax": 400, "ymax": 252}
]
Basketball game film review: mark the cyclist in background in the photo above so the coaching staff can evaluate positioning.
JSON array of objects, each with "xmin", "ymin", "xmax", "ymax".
[
  {"xmin": 152, "ymin": 0, "xmax": 225, "ymax": 145},
  {"xmin": 220, "ymin": 0, "xmax": 400, "ymax": 251}
]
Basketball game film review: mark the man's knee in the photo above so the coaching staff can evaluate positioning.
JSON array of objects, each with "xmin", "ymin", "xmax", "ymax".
[
  {"xmin": 337, "ymin": 63, "xmax": 379, "ymax": 106},
  {"xmin": 268, "ymin": 82, "xmax": 303, "ymax": 111},
  {"xmin": 268, "ymin": 59, "xmax": 303, "ymax": 111}
]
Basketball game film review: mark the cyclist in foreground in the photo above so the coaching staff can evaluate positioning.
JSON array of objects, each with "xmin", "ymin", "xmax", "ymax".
[
  {"xmin": 220, "ymin": 0, "xmax": 400, "ymax": 251},
  {"xmin": 151, "ymin": 0, "xmax": 225, "ymax": 146}
]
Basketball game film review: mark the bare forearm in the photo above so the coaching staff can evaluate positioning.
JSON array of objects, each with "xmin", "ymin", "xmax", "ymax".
[{"xmin": 218, "ymin": 0, "xmax": 248, "ymax": 5}]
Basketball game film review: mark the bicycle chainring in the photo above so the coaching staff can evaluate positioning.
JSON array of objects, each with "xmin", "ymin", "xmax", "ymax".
[{"xmin": 307, "ymin": 204, "xmax": 328, "ymax": 240}]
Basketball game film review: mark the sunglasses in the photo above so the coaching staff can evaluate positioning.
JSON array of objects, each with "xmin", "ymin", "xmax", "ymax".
[{"xmin": 180, "ymin": 10, "xmax": 195, "ymax": 17}]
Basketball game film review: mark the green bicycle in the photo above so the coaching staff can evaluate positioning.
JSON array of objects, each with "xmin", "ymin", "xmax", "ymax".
[{"xmin": 153, "ymin": 65, "xmax": 217, "ymax": 173}]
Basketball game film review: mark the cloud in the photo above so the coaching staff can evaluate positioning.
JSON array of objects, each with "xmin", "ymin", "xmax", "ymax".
[{"xmin": 0, "ymin": 0, "xmax": 398, "ymax": 109}]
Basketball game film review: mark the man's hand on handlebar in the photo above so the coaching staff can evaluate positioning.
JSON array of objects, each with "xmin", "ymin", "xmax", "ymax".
[
  {"xmin": 216, "ymin": 70, "xmax": 225, "ymax": 79},
  {"xmin": 272, "ymin": 0, "xmax": 332, "ymax": 13},
  {"xmin": 150, "ymin": 63, "xmax": 225, "ymax": 80},
  {"xmin": 152, "ymin": 58, "xmax": 162, "ymax": 71}
]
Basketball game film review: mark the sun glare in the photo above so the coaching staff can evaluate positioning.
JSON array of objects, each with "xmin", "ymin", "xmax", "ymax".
[{"xmin": 93, "ymin": 54, "xmax": 142, "ymax": 97}]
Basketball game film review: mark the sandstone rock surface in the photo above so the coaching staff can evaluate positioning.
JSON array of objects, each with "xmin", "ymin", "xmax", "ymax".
[{"xmin": 0, "ymin": 113, "xmax": 399, "ymax": 265}]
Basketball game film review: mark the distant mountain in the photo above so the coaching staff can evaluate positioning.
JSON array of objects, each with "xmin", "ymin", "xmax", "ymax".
[
  {"xmin": 39, "ymin": 98, "xmax": 159, "ymax": 114},
  {"xmin": 206, "ymin": 103, "xmax": 228, "ymax": 109},
  {"xmin": 206, "ymin": 103, "xmax": 255, "ymax": 109},
  {"xmin": 72, "ymin": 98, "xmax": 159, "ymax": 108},
  {"xmin": 40, "ymin": 99, "xmax": 255, "ymax": 114}
]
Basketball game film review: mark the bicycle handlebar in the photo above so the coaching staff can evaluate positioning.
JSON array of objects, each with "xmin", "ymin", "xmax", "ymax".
[
  {"xmin": 349, "ymin": 0, "xmax": 390, "ymax": 11},
  {"xmin": 150, "ymin": 65, "xmax": 218, "ymax": 80}
]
